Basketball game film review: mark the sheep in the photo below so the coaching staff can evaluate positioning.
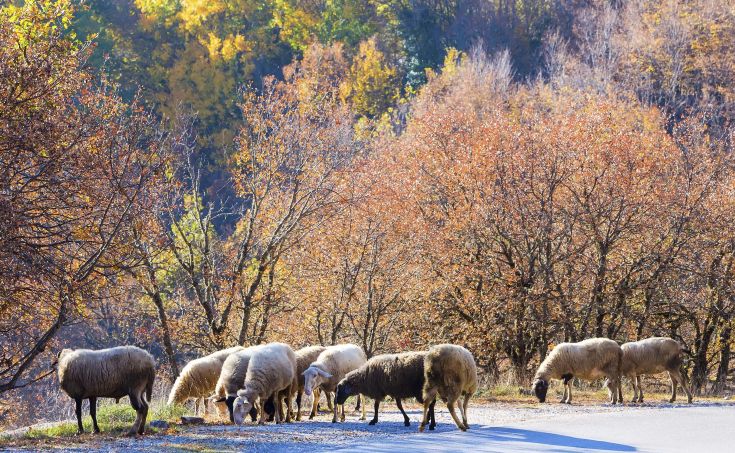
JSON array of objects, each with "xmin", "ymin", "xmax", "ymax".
[
  {"xmin": 211, "ymin": 346, "xmax": 261, "ymax": 422},
  {"xmin": 293, "ymin": 345, "xmax": 326, "ymax": 420},
  {"xmin": 57, "ymin": 346, "xmax": 155, "ymax": 436},
  {"xmin": 335, "ymin": 351, "xmax": 436, "ymax": 429},
  {"xmin": 232, "ymin": 342, "xmax": 297, "ymax": 425},
  {"xmin": 532, "ymin": 337, "xmax": 622, "ymax": 405},
  {"xmin": 302, "ymin": 343, "xmax": 367, "ymax": 423},
  {"xmin": 419, "ymin": 344, "xmax": 477, "ymax": 433},
  {"xmin": 167, "ymin": 346, "xmax": 243, "ymax": 415},
  {"xmin": 612, "ymin": 337, "xmax": 693, "ymax": 404}
]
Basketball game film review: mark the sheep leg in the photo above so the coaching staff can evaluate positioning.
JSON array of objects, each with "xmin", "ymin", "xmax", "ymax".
[
  {"xmin": 310, "ymin": 388, "xmax": 320, "ymax": 419},
  {"xmin": 74, "ymin": 398, "xmax": 84, "ymax": 434},
  {"xmin": 636, "ymin": 376, "xmax": 643, "ymax": 403},
  {"xmin": 128, "ymin": 392, "xmax": 144, "ymax": 436},
  {"xmin": 296, "ymin": 391, "xmax": 303, "ymax": 421},
  {"xmin": 461, "ymin": 393, "xmax": 471, "ymax": 430},
  {"xmin": 89, "ymin": 397, "xmax": 100, "ymax": 433},
  {"xmin": 326, "ymin": 391, "xmax": 334, "ymax": 411},
  {"xmin": 369, "ymin": 398, "xmax": 381, "ymax": 425},
  {"xmin": 340, "ymin": 402, "xmax": 346, "ymax": 422},
  {"xmin": 447, "ymin": 400, "xmax": 466, "ymax": 431},
  {"xmin": 419, "ymin": 388, "xmax": 437, "ymax": 432},
  {"xmin": 258, "ymin": 399, "xmax": 267, "ymax": 425},
  {"xmin": 394, "ymin": 398, "xmax": 410, "ymax": 426},
  {"xmin": 194, "ymin": 398, "xmax": 200, "ymax": 416},
  {"xmin": 203, "ymin": 398, "xmax": 209, "ymax": 416},
  {"xmin": 617, "ymin": 378, "xmax": 623, "ymax": 403},
  {"xmin": 285, "ymin": 387, "xmax": 293, "ymax": 423},
  {"xmin": 274, "ymin": 393, "xmax": 282, "ymax": 424},
  {"xmin": 428, "ymin": 398, "xmax": 437, "ymax": 431},
  {"xmin": 332, "ymin": 400, "xmax": 339, "ymax": 423},
  {"xmin": 668, "ymin": 371, "xmax": 678, "ymax": 403},
  {"xmin": 675, "ymin": 369, "xmax": 694, "ymax": 403},
  {"xmin": 565, "ymin": 381, "xmax": 573, "ymax": 404},
  {"xmin": 359, "ymin": 394, "xmax": 366, "ymax": 420}
]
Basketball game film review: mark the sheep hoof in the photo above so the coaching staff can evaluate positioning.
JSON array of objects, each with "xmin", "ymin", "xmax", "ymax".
[
  {"xmin": 404, "ymin": 421, "xmax": 411, "ymax": 427},
  {"xmin": 332, "ymin": 419, "xmax": 337, "ymax": 423},
  {"xmin": 368, "ymin": 420, "xmax": 377, "ymax": 425},
  {"xmin": 125, "ymin": 431, "xmax": 138, "ymax": 437},
  {"xmin": 418, "ymin": 425, "xmax": 425, "ymax": 433},
  {"xmin": 429, "ymin": 425, "xmax": 435, "ymax": 431},
  {"xmin": 464, "ymin": 424, "xmax": 470, "ymax": 430}
]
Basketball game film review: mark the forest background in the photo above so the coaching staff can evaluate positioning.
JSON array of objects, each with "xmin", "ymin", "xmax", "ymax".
[{"xmin": 2, "ymin": 0, "xmax": 735, "ymax": 428}]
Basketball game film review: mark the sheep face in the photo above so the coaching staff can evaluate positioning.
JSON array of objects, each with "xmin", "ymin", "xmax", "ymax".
[
  {"xmin": 532, "ymin": 378, "xmax": 548, "ymax": 402},
  {"xmin": 232, "ymin": 394, "xmax": 253, "ymax": 425},
  {"xmin": 335, "ymin": 380, "xmax": 355, "ymax": 405},
  {"xmin": 302, "ymin": 366, "xmax": 332, "ymax": 396}
]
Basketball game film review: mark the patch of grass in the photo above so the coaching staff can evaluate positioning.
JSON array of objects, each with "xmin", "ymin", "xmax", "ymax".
[{"xmin": 23, "ymin": 401, "xmax": 187, "ymax": 440}]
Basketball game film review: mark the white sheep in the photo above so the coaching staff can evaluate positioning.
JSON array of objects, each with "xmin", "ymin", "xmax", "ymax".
[
  {"xmin": 232, "ymin": 343, "xmax": 297, "ymax": 425},
  {"xmin": 294, "ymin": 345, "xmax": 326, "ymax": 420},
  {"xmin": 612, "ymin": 337, "xmax": 693, "ymax": 403},
  {"xmin": 167, "ymin": 346, "xmax": 243, "ymax": 415},
  {"xmin": 302, "ymin": 343, "xmax": 367, "ymax": 423},
  {"xmin": 419, "ymin": 344, "xmax": 477, "ymax": 432},
  {"xmin": 57, "ymin": 346, "xmax": 155, "ymax": 436},
  {"xmin": 532, "ymin": 338, "xmax": 622, "ymax": 405}
]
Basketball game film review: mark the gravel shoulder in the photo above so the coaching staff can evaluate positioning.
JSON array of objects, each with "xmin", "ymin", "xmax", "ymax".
[{"xmin": 2, "ymin": 400, "xmax": 733, "ymax": 452}]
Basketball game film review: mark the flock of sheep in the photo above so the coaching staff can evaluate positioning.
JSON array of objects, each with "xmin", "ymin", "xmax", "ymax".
[{"xmin": 56, "ymin": 336, "xmax": 691, "ymax": 437}]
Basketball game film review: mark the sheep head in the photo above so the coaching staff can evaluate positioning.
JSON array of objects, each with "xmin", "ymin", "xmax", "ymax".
[
  {"xmin": 335, "ymin": 379, "xmax": 355, "ymax": 405},
  {"xmin": 302, "ymin": 366, "xmax": 332, "ymax": 396},
  {"xmin": 233, "ymin": 389, "xmax": 255, "ymax": 425},
  {"xmin": 532, "ymin": 378, "xmax": 548, "ymax": 403}
]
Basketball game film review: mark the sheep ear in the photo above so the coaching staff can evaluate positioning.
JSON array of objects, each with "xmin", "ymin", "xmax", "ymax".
[{"xmin": 317, "ymin": 369, "xmax": 332, "ymax": 379}]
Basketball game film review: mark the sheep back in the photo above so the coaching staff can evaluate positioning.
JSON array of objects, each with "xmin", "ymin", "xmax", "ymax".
[{"xmin": 243, "ymin": 343, "xmax": 297, "ymax": 399}]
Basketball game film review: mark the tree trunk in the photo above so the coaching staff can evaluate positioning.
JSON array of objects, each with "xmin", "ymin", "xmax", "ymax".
[
  {"xmin": 151, "ymin": 292, "xmax": 179, "ymax": 379},
  {"xmin": 714, "ymin": 324, "xmax": 731, "ymax": 395}
]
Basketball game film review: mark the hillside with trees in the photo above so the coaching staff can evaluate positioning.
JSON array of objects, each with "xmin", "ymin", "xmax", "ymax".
[{"xmin": 1, "ymin": 0, "xmax": 734, "ymax": 428}]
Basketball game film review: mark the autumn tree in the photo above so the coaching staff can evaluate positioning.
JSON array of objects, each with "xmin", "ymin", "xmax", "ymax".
[{"xmin": 0, "ymin": 0, "xmax": 171, "ymax": 393}]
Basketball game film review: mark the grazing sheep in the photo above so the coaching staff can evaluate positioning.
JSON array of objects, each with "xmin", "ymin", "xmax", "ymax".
[
  {"xmin": 167, "ymin": 346, "xmax": 244, "ymax": 415},
  {"xmin": 302, "ymin": 344, "xmax": 367, "ymax": 423},
  {"xmin": 335, "ymin": 351, "xmax": 436, "ymax": 429},
  {"xmin": 212, "ymin": 346, "xmax": 261, "ymax": 422},
  {"xmin": 57, "ymin": 346, "xmax": 155, "ymax": 436},
  {"xmin": 613, "ymin": 337, "xmax": 693, "ymax": 403},
  {"xmin": 232, "ymin": 343, "xmax": 297, "ymax": 425},
  {"xmin": 294, "ymin": 345, "xmax": 326, "ymax": 420},
  {"xmin": 419, "ymin": 344, "xmax": 477, "ymax": 432},
  {"xmin": 532, "ymin": 338, "xmax": 622, "ymax": 405}
]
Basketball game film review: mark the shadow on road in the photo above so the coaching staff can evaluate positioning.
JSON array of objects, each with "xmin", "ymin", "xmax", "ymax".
[{"xmin": 340, "ymin": 426, "xmax": 637, "ymax": 452}]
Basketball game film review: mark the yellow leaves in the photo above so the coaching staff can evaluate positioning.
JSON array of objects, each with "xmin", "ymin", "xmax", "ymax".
[
  {"xmin": 178, "ymin": 0, "xmax": 226, "ymax": 33},
  {"xmin": 340, "ymin": 37, "xmax": 399, "ymax": 118}
]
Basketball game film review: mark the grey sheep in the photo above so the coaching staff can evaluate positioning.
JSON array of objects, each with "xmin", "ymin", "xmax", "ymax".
[
  {"xmin": 335, "ymin": 351, "xmax": 436, "ymax": 429},
  {"xmin": 610, "ymin": 337, "xmax": 693, "ymax": 403},
  {"xmin": 57, "ymin": 346, "xmax": 155, "ymax": 436}
]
